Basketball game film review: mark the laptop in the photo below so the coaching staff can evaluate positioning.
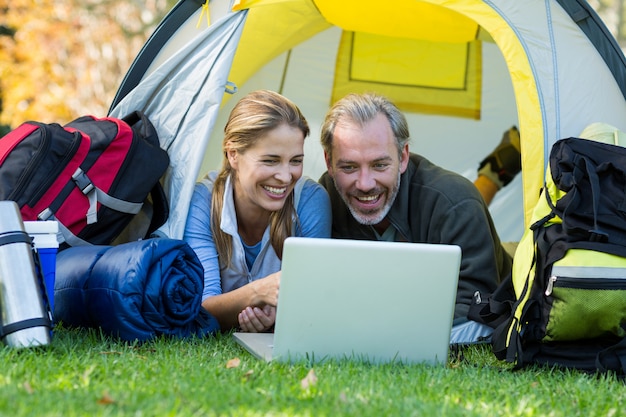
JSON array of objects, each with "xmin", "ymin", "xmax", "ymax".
[{"xmin": 233, "ymin": 237, "xmax": 461, "ymax": 365}]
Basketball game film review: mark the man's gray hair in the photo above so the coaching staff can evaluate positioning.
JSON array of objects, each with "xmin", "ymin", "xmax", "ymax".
[{"xmin": 320, "ymin": 92, "xmax": 410, "ymax": 160}]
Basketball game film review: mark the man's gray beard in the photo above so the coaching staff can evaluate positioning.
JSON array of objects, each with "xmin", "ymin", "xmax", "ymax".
[{"xmin": 334, "ymin": 169, "xmax": 402, "ymax": 226}]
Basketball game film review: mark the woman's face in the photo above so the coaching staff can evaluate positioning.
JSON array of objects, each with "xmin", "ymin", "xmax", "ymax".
[{"xmin": 228, "ymin": 123, "xmax": 305, "ymax": 218}]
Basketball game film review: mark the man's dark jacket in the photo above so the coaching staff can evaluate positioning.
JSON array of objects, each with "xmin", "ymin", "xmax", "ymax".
[{"xmin": 319, "ymin": 153, "xmax": 512, "ymax": 322}]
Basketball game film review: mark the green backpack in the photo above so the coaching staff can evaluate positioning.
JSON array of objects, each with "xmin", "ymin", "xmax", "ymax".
[{"xmin": 482, "ymin": 137, "xmax": 626, "ymax": 374}]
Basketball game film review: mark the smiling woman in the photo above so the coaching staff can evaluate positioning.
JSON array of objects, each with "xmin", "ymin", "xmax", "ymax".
[
  {"xmin": 228, "ymin": 123, "xmax": 306, "ymax": 228},
  {"xmin": 183, "ymin": 90, "xmax": 332, "ymax": 333}
]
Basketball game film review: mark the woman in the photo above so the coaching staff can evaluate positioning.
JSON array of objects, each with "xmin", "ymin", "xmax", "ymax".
[{"xmin": 184, "ymin": 90, "xmax": 331, "ymax": 332}]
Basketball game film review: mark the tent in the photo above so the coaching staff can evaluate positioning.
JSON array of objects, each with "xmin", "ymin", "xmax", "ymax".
[{"xmin": 109, "ymin": 0, "xmax": 626, "ymax": 243}]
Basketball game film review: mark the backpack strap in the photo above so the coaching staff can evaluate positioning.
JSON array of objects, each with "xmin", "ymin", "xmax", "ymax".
[
  {"xmin": 468, "ymin": 273, "xmax": 516, "ymax": 329},
  {"xmin": 145, "ymin": 182, "xmax": 169, "ymax": 237},
  {"xmin": 38, "ymin": 167, "xmax": 144, "ymax": 228},
  {"xmin": 569, "ymin": 154, "xmax": 608, "ymax": 243},
  {"xmin": 596, "ymin": 337, "xmax": 626, "ymax": 374},
  {"xmin": 53, "ymin": 219, "xmax": 91, "ymax": 247},
  {"xmin": 71, "ymin": 167, "xmax": 143, "ymax": 224},
  {"xmin": 530, "ymin": 185, "xmax": 557, "ymax": 231}
]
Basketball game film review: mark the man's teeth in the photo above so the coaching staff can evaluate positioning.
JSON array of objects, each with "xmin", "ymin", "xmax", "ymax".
[
  {"xmin": 264, "ymin": 185, "xmax": 287, "ymax": 195},
  {"xmin": 357, "ymin": 195, "xmax": 379, "ymax": 202}
]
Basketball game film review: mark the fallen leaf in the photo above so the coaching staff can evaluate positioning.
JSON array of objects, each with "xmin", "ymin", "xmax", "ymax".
[
  {"xmin": 97, "ymin": 391, "xmax": 116, "ymax": 405},
  {"xmin": 243, "ymin": 369, "xmax": 254, "ymax": 381},
  {"xmin": 23, "ymin": 382, "xmax": 34, "ymax": 394},
  {"xmin": 300, "ymin": 368, "xmax": 318, "ymax": 389},
  {"xmin": 226, "ymin": 357, "xmax": 241, "ymax": 368}
]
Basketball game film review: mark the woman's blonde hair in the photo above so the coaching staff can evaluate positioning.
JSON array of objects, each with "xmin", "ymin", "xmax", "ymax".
[{"xmin": 211, "ymin": 90, "xmax": 309, "ymax": 267}]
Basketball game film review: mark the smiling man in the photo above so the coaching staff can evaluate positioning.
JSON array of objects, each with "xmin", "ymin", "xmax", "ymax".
[{"xmin": 318, "ymin": 92, "xmax": 512, "ymax": 344}]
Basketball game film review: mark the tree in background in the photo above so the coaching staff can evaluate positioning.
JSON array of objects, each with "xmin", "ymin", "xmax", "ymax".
[
  {"xmin": 591, "ymin": 0, "xmax": 626, "ymax": 49},
  {"xmin": 0, "ymin": 0, "xmax": 172, "ymax": 129}
]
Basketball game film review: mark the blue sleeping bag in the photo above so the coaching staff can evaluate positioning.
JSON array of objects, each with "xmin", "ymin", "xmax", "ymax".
[{"xmin": 54, "ymin": 238, "xmax": 219, "ymax": 341}]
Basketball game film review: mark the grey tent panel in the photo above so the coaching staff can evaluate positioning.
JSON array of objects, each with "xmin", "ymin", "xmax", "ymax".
[
  {"xmin": 109, "ymin": 0, "xmax": 204, "ymax": 114},
  {"xmin": 557, "ymin": 0, "xmax": 626, "ymax": 100}
]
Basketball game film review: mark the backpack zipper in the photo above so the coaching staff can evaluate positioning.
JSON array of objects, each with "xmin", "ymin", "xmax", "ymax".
[
  {"xmin": 545, "ymin": 275, "xmax": 626, "ymax": 296},
  {"xmin": 28, "ymin": 129, "xmax": 83, "ymax": 206},
  {"xmin": 8, "ymin": 124, "xmax": 50, "ymax": 201}
]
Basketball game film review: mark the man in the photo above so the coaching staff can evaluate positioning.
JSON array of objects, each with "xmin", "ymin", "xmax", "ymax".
[{"xmin": 318, "ymin": 92, "xmax": 512, "ymax": 344}]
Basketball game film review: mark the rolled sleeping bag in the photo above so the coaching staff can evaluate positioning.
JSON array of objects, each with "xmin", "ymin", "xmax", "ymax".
[{"xmin": 54, "ymin": 238, "xmax": 219, "ymax": 341}]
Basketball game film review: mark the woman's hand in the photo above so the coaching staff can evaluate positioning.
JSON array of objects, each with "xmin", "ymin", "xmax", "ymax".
[
  {"xmin": 201, "ymin": 271, "xmax": 281, "ymax": 331},
  {"xmin": 250, "ymin": 271, "xmax": 281, "ymax": 307},
  {"xmin": 238, "ymin": 304, "xmax": 277, "ymax": 332},
  {"xmin": 238, "ymin": 271, "xmax": 280, "ymax": 331}
]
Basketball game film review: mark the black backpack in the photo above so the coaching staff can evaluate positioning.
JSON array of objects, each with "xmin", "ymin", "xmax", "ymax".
[
  {"xmin": 0, "ymin": 111, "xmax": 169, "ymax": 247},
  {"xmin": 471, "ymin": 137, "xmax": 626, "ymax": 374}
]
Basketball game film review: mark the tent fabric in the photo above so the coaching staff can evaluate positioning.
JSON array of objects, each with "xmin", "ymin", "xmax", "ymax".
[
  {"xmin": 313, "ymin": 0, "xmax": 479, "ymax": 43},
  {"xmin": 109, "ymin": 0, "xmax": 626, "ymax": 243},
  {"xmin": 332, "ymin": 32, "xmax": 482, "ymax": 119},
  {"xmin": 110, "ymin": 11, "xmax": 247, "ymax": 239},
  {"xmin": 109, "ymin": 0, "xmax": 209, "ymax": 111},
  {"xmin": 557, "ymin": 0, "xmax": 626, "ymax": 100},
  {"xmin": 228, "ymin": 0, "xmax": 331, "ymax": 91}
]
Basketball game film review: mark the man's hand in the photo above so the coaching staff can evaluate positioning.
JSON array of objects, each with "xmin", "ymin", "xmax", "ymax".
[{"xmin": 238, "ymin": 304, "xmax": 277, "ymax": 332}]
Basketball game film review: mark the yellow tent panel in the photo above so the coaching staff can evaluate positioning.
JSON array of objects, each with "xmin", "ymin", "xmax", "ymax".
[
  {"xmin": 332, "ymin": 32, "xmax": 482, "ymax": 119},
  {"xmin": 314, "ymin": 0, "xmax": 478, "ymax": 43}
]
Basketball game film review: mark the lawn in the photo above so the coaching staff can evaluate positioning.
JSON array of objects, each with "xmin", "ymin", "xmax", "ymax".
[{"xmin": 1, "ymin": 326, "xmax": 624, "ymax": 417}]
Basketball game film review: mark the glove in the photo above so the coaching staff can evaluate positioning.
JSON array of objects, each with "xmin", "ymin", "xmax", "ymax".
[{"xmin": 477, "ymin": 126, "xmax": 521, "ymax": 189}]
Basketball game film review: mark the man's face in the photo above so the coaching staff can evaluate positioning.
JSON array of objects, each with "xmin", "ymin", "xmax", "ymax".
[{"xmin": 325, "ymin": 113, "xmax": 409, "ymax": 226}]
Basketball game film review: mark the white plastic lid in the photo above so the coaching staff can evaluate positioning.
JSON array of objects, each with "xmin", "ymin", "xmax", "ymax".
[
  {"xmin": 23, "ymin": 221, "xmax": 60, "ymax": 248},
  {"xmin": 23, "ymin": 220, "xmax": 59, "ymax": 234}
]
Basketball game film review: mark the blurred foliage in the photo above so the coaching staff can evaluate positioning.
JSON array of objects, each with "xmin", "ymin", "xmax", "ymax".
[
  {"xmin": 590, "ymin": 0, "xmax": 626, "ymax": 48},
  {"xmin": 0, "ymin": 1, "xmax": 625, "ymax": 131},
  {"xmin": 0, "ymin": 0, "xmax": 172, "ymax": 128}
]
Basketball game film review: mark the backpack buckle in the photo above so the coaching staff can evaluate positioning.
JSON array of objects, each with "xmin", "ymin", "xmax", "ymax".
[
  {"xmin": 588, "ymin": 229, "xmax": 609, "ymax": 243},
  {"xmin": 71, "ymin": 168, "xmax": 94, "ymax": 195}
]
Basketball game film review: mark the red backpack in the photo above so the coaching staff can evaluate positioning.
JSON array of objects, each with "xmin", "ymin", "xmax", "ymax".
[{"xmin": 0, "ymin": 111, "xmax": 169, "ymax": 247}]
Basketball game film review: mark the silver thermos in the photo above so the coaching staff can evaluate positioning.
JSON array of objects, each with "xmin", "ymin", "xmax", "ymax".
[{"xmin": 0, "ymin": 201, "xmax": 51, "ymax": 347}]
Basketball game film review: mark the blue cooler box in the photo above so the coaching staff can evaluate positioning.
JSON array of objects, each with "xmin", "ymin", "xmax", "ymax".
[{"xmin": 23, "ymin": 221, "xmax": 59, "ymax": 314}]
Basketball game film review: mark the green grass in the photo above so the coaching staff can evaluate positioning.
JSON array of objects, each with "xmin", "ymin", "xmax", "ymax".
[{"xmin": 0, "ymin": 326, "xmax": 624, "ymax": 417}]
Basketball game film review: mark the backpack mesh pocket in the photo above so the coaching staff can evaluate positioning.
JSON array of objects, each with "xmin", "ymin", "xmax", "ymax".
[
  {"xmin": 545, "ymin": 279, "xmax": 626, "ymax": 341},
  {"xmin": 543, "ymin": 252, "xmax": 626, "ymax": 342}
]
